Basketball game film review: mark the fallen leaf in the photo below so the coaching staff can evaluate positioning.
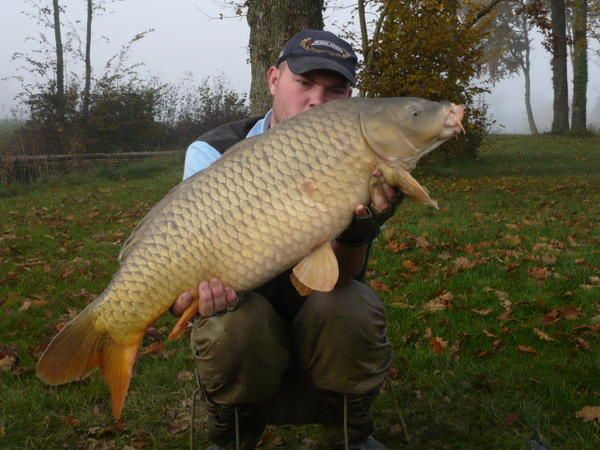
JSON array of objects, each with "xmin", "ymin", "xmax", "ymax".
[
  {"xmin": 64, "ymin": 416, "xmax": 81, "ymax": 427},
  {"xmin": 528, "ymin": 267, "xmax": 549, "ymax": 281},
  {"xmin": 534, "ymin": 328, "xmax": 556, "ymax": 342},
  {"xmin": 19, "ymin": 299, "xmax": 32, "ymax": 312},
  {"xmin": 518, "ymin": 345, "xmax": 537, "ymax": 355},
  {"xmin": 482, "ymin": 329, "xmax": 497, "ymax": 338},
  {"xmin": 576, "ymin": 406, "xmax": 600, "ymax": 422},
  {"xmin": 387, "ymin": 240, "xmax": 409, "ymax": 253},
  {"xmin": 504, "ymin": 413, "xmax": 519, "ymax": 426},
  {"xmin": 438, "ymin": 251, "xmax": 452, "ymax": 260},
  {"xmin": 498, "ymin": 309, "xmax": 513, "ymax": 321},
  {"xmin": 140, "ymin": 341, "xmax": 166, "ymax": 357},
  {"xmin": 177, "ymin": 371, "xmax": 194, "ymax": 381},
  {"xmin": 389, "ymin": 423, "xmax": 404, "ymax": 435},
  {"xmin": 430, "ymin": 336, "xmax": 448, "ymax": 354},
  {"xmin": 402, "ymin": 260, "xmax": 420, "ymax": 273},
  {"xmin": 423, "ymin": 291, "xmax": 453, "ymax": 312},
  {"xmin": 454, "ymin": 256, "xmax": 476, "ymax": 271},
  {"xmin": 560, "ymin": 306, "xmax": 581, "ymax": 320},
  {"xmin": 0, "ymin": 354, "xmax": 17, "ymax": 372},
  {"xmin": 574, "ymin": 337, "xmax": 591, "ymax": 352},
  {"xmin": 472, "ymin": 308, "xmax": 493, "ymax": 316},
  {"xmin": 504, "ymin": 234, "xmax": 522, "ymax": 246},
  {"xmin": 259, "ymin": 428, "xmax": 285, "ymax": 447},
  {"xmin": 369, "ymin": 279, "xmax": 391, "ymax": 292},
  {"xmin": 414, "ymin": 236, "xmax": 430, "ymax": 249}
]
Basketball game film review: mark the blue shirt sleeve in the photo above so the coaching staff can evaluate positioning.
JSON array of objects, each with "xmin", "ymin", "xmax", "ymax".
[
  {"xmin": 182, "ymin": 141, "xmax": 223, "ymax": 180},
  {"xmin": 183, "ymin": 112, "xmax": 271, "ymax": 180}
]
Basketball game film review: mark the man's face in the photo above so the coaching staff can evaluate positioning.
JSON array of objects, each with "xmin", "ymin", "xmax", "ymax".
[{"xmin": 267, "ymin": 62, "xmax": 352, "ymax": 127}]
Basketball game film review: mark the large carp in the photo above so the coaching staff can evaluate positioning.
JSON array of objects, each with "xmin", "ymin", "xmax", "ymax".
[{"xmin": 37, "ymin": 97, "xmax": 464, "ymax": 419}]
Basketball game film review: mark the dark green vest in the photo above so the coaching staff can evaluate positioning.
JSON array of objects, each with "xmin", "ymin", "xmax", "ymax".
[{"xmin": 196, "ymin": 116, "xmax": 263, "ymax": 154}]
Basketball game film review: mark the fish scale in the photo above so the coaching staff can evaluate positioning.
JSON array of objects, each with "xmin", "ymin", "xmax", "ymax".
[{"xmin": 36, "ymin": 96, "xmax": 465, "ymax": 420}]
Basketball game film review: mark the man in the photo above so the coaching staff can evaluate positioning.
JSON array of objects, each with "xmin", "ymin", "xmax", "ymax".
[{"xmin": 172, "ymin": 29, "xmax": 400, "ymax": 450}]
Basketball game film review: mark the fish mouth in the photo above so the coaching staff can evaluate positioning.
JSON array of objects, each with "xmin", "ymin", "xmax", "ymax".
[{"xmin": 444, "ymin": 103, "xmax": 466, "ymax": 136}]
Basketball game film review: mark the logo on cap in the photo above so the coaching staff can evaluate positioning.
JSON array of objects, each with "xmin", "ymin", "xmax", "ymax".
[{"xmin": 299, "ymin": 38, "xmax": 353, "ymax": 59}]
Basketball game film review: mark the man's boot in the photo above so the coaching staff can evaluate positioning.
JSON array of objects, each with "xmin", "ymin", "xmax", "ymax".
[
  {"xmin": 205, "ymin": 401, "xmax": 265, "ymax": 450},
  {"xmin": 323, "ymin": 390, "xmax": 388, "ymax": 450}
]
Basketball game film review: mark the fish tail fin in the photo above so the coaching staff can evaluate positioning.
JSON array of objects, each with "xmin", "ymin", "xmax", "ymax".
[{"xmin": 36, "ymin": 305, "xmax": 143, "ymax": 420}]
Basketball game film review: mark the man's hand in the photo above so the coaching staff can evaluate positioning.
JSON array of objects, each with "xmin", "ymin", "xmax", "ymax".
[
  {"xmin": 171, "ymin": 278, "xmax": 238, "ymax": 318},
  {"xmin": 361, "ymin": 169, "xmax": 402, "ymax": 217},
  {"xmin": 336, "ymin": 170, "xmax": 403, "ymax": 248}
]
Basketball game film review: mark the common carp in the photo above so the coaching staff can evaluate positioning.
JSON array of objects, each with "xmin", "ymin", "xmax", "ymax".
[{"xmin": 37, "ymin": 97, "xmax": 464, "ymax": 419}]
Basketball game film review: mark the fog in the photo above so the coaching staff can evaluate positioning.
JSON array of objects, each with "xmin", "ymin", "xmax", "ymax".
[{"xmin": 1, "ymin": 0, "xmax": 599, "ymax": 132}]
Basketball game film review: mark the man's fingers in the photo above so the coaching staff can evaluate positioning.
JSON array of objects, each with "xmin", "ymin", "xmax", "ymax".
[
  {"xmin": 198, "ymin": 281, "xmax": 214, "ymax": 316},
  {"xmin": 371, "ymin": 183, "xmax": 391, "ymax": 214},
  {"xmin": 210, "ymin": 278, "xmax": 227, "ymax": 313},
  {"xmin": 224, "ymin": 287, "xmax": 238, "ymax": 306},
  {"xmin": 170, "ymin": 291, "xmax": 193, "ymax": 317},
  {"xmin": 354, "ymin": 204, "xmax": 370, "ymax": 218}
]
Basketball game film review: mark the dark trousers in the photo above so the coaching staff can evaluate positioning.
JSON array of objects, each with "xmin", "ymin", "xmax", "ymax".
[{"xmin": 190, "ymin": 280, "xmax": 392, "ymax": 424}]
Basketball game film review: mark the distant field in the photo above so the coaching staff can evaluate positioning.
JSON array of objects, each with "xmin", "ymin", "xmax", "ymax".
[{"xmin": 1, "ymin": 135, "xmax": 599, "ymax": 449}]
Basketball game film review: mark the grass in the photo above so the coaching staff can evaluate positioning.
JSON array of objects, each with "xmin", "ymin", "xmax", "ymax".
[{"xmin": 1, "ymin": 135, "xmax": 599, "ymax": 449}]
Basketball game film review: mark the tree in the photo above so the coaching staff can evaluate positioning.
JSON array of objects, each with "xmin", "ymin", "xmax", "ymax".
[
  {"xmin": 570, "ymin": 0, "xmax": 588, "ymax": 133},
  {"xmin": 52, "ymin": 0, "xmax": 65, "ymax": 132},
  {"xmin": 482, "ymin": 1, "xmax": 541, "ymax": 134},
  {"xmin": 550, "ymin": 0, "xmax": 570, "ymax": 133},
  {"xmin": 83, "ymin": 0, "xmax": 93, "ymax": 118},
  {"xmin": 359, "ymin": 0, "xmax": 495, "ymax": 159},
  {"xmin": 246, "ymin": 0, "xmax": 324, "ymax": 115}
]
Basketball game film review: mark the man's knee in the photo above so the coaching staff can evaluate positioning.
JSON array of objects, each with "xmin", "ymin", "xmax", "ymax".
[
  {"xmin": 191, "ymin": 292, "xmax": 291, "ymax": 403},
  {"xmin": 293, "ymin": 280, "xmax": 392, "ymax": 394}
]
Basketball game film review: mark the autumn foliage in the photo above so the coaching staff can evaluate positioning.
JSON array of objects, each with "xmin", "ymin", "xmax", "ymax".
[{"xmin": 360, "ymin": 0, "xmax": 491, "ymax": 159}]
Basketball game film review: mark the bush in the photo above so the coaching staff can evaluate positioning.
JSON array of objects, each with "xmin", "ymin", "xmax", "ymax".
[{"xmin": 360, "ymin": 0, "xmax": 492, "ymax": 160}]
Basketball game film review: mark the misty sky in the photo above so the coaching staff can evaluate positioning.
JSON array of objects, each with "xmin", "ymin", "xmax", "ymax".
[{"xmin": 1, "ymin": 0, "xmax": 599, "ymax": 133}]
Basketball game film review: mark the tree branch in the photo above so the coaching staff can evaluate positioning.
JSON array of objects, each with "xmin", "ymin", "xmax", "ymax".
[{"xmin": 467, "ymin": 0, "xmax": 515, "ymax": 30}]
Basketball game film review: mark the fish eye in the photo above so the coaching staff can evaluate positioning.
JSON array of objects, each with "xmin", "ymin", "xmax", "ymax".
[{"xmin": 409, "ymin": 106, "xmax": 422, "ymax": 117}]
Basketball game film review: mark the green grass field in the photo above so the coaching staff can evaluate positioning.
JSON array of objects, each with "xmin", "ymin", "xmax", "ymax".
[{"xmin": 1, "ymin": 135, "xmax": 599, "ymax": 449}]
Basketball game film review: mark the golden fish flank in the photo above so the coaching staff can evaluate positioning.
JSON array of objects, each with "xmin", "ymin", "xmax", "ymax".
[{"xmin": 36, "ymin": 97, "xmax": 465, "ymax": 420}]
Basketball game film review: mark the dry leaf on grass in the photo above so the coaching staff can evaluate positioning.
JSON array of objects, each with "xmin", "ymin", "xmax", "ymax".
[
  {"xmin": 528, "ymin": 267, "xmax": 549, "ymax": 281},
  {"xmin": 430, "ymin": 336, "xmax": 448, "ymax": 354},
  {"xmin": 402, "ymin": 259, "xmax": 421, "ymax": 272},
  {"xmin": 518, "ymin": 345, "xmax": 537, "ymax": 355},
  {"xmin": 369, "ymin": 279, "xmax": 390, "ymax": 292},
  {"xmin": 423, "ymin": 291, "xmax": 453, "ymax": 312},
  {"xmin": 576, "ymin": 406, "xmax": 600, "ymax": 422},
  {"xmin": 454, "ymin": 256, "xmax": 476, "ymax": 271},
  {"xmin": 533, "ymin": 328, "xmax": 556, "ymax": 342},
  {"xmin": 177, "ymin": 371, "xmax": 194, "ymax": 381}
]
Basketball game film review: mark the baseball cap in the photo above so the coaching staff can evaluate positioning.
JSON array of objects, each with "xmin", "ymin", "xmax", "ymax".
[{"xmin": 276, "ymin": 29, "xmax": 358, "ymax": 85}]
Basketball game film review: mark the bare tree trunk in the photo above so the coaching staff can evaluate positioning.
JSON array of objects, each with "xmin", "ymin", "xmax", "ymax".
[
  {"xmin": 571, "ymin": 0, "xmax": 588, "ymax": 133},
  {"xmin": 247, "ymin": 0, "xmax": 324, "ymax": 115},
  {"xmin": 550, "ymin": 0, "xmax": 570, "ymax": 133},
  {"xmin": 52, "ymin": 0, "xmax": 65, "ymax": 125},
  {"xmin": 521, "ymin": 11, "xmax": 538, "ymax": 134},
  {"xmin": 83, "ymin": 0, "xmax": 93, "ymax": 118}
]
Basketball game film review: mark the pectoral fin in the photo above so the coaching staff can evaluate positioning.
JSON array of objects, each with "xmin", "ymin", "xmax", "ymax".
[
  {"xmin": 380, "ymin": 166, "xmax": 439, "ymax": 209},
  {"xmin": 290, "ymin": 272, "xmax": 313, "ymax": 297},
  {"xmin": 292, "ymin": 242, "xmax": 339, "ymax": 293}
]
